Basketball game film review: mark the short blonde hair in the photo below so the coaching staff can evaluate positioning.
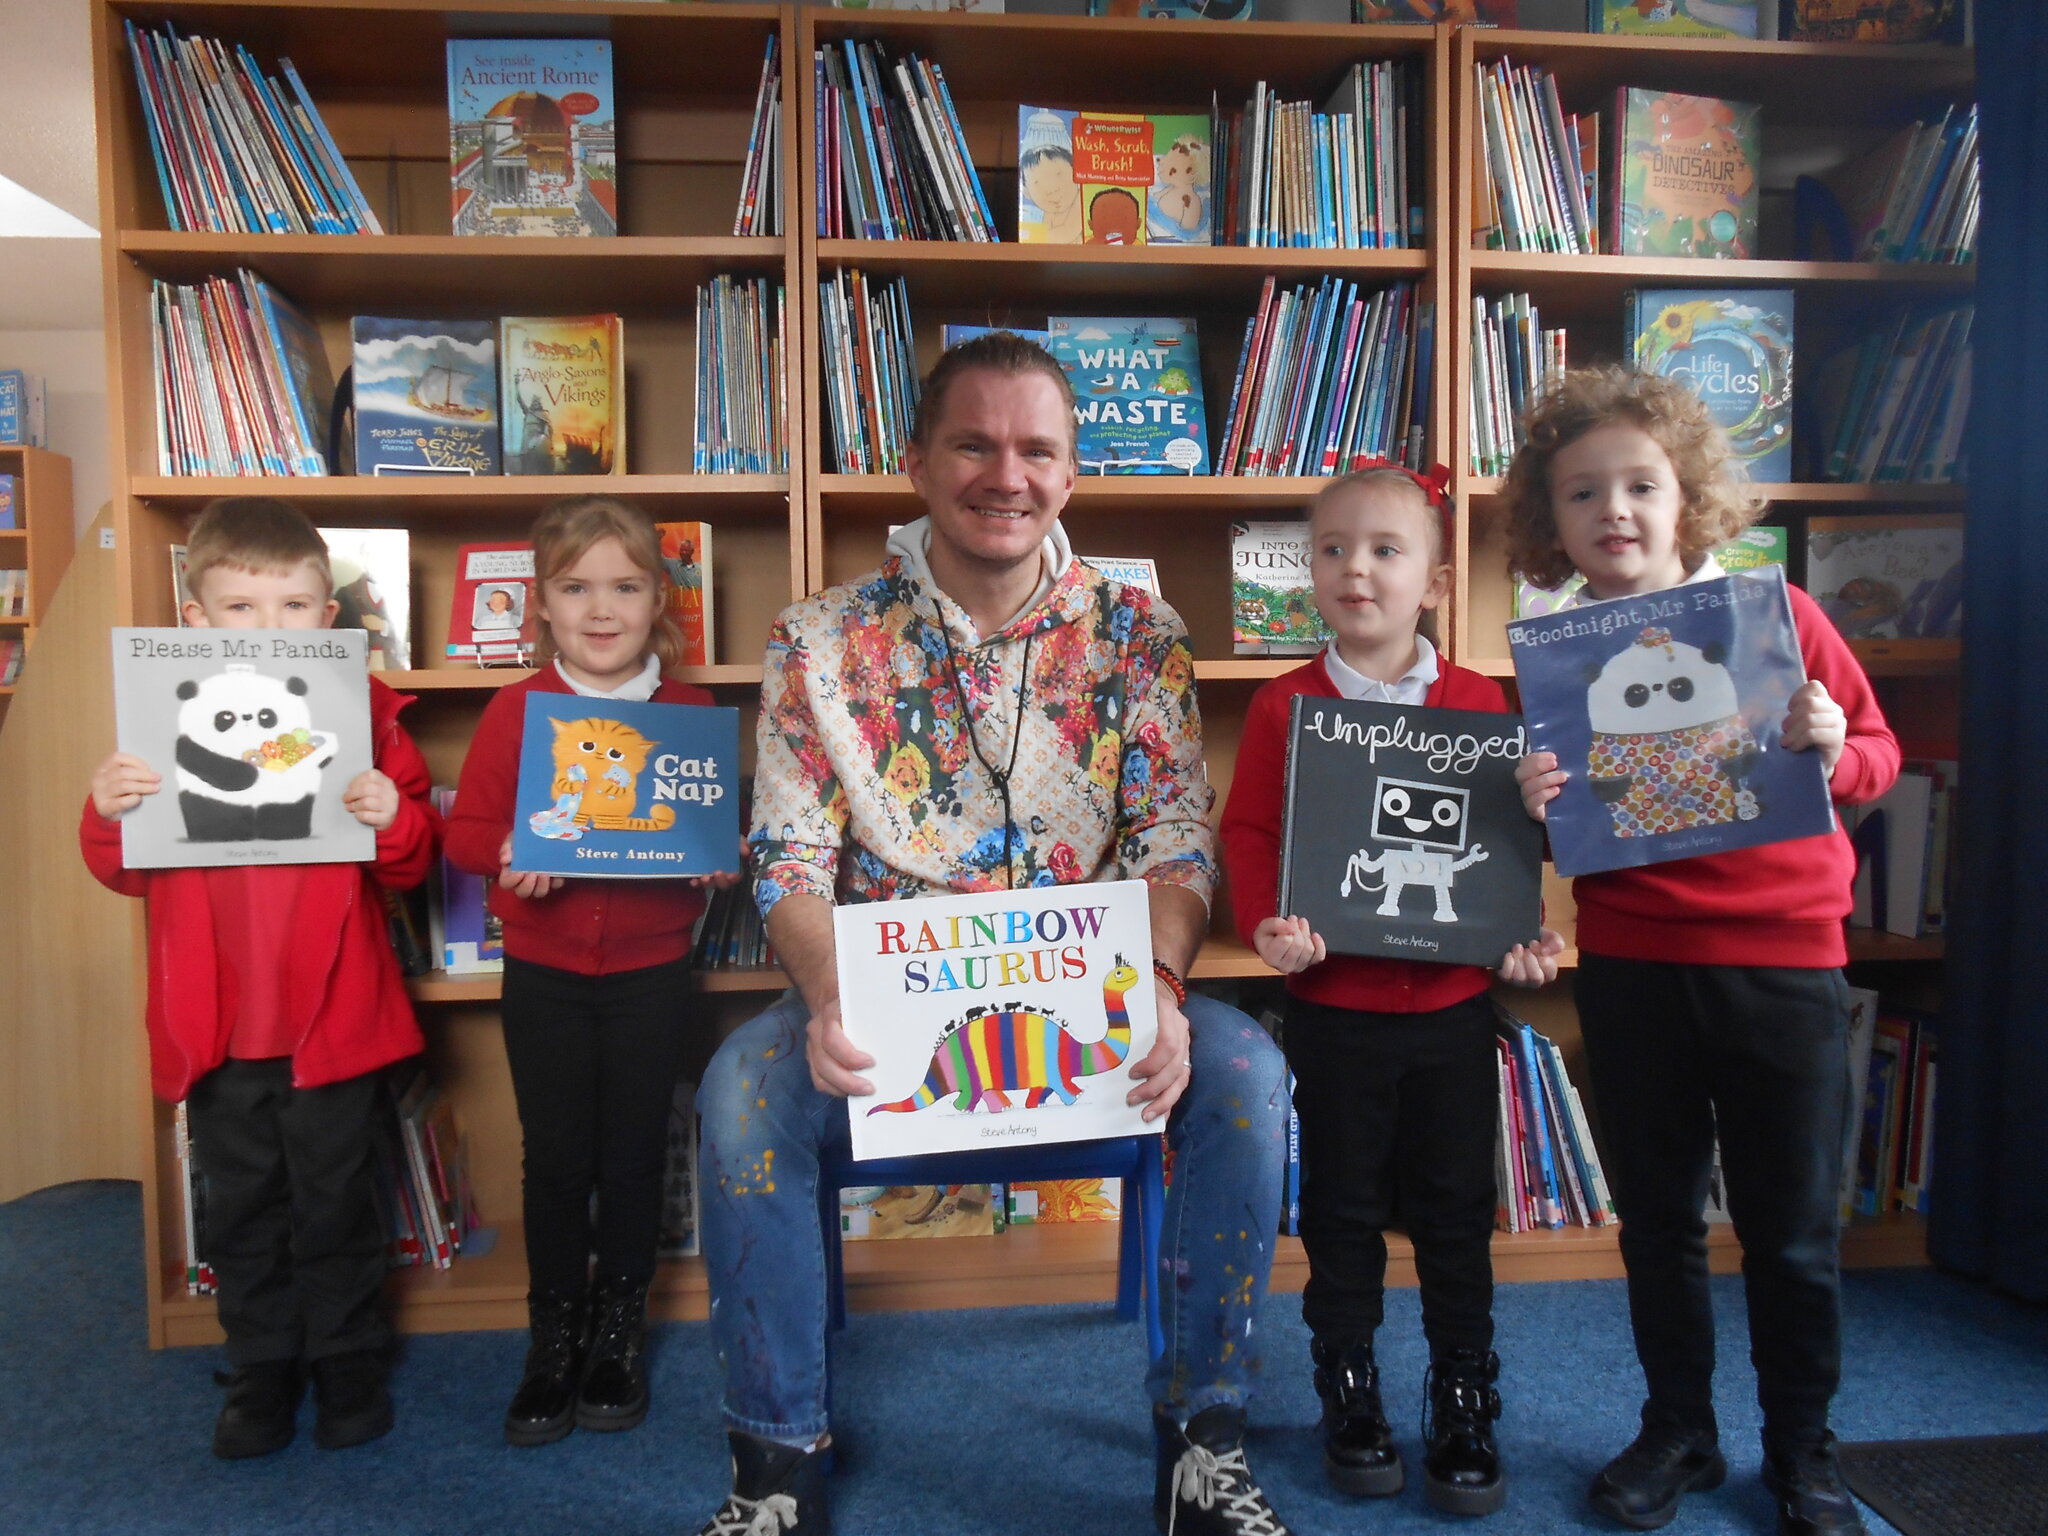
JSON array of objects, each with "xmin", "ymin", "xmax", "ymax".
[
  {"xmin": 529, "ymin": 496, "xmax": 688, "ymax": 673},
  {"xmin": 183, "ymin": 498, "xmax": 332, "ymax": 603},
  {"xmin": 1503, "ymin": 366, "xmax": 1763, "ymax": 591}
]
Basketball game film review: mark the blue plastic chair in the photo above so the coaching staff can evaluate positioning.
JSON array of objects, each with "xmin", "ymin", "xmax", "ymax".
[{"xmin": 818, "ymin": 1133, "xmax": 1167, "ymax": 1361}]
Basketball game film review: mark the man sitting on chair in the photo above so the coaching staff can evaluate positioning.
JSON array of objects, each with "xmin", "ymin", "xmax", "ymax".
[{"xmin": 694, "ymin": 332, "xmax": 1294, "ymax": 1536}]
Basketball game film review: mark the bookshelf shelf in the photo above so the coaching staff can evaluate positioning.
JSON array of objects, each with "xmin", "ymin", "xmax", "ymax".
[
  {"xmin": 406, "ymin": 964, "xmax": 791, "ymax": 1004},
  {"xmin": 1849, "ymin": 639, "xmax": 1961, "ymax": 675},
  {"xmin": 1846, "ymin": 930, "xmax": 1944, "ymax": 963},
  {"xmin": 1462, "ymin": 253, "xmax": 1973, "ymax": 311}
]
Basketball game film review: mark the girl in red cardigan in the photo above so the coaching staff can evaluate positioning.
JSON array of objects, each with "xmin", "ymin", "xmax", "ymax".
[
  {"xmin": 1220, "ymin": 467, "xmax": 1563, "ymax": 1519},
  {"xmin": 445, "ymin": 496, "xmax": 737, "ymax": 1448}
]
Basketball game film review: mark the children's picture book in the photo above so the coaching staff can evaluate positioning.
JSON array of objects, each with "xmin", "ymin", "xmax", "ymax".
[
  {"xmin": 1614, "ymin": 89, "xmax": 1760, "ymax": 259},
  {"xmin": 1007, "ymin": 1178, "xmax": 1121, "ymax": 1223},
  {"xmin": 1788, "ymin": 0, "xmax": 1963, "ymax": 42},
  {"xmin": 836, "ymin": 880, "xmax": 1159, "ymax": 1160},
  {"xmin": 251, "ymin": 280, "xmax": 337, "ymax": 474},
  {"xmin": 1048, "ymin": 316, "xmax": 1210, "ymax": 475},
  {"xmin": 1085, "ymin": 0, "xmax": 1256, "ymax": 18},
  {"xmin": 0, "ymin": 474, "xmax": 14, "ymax": 529},
  {"xmin": 0, "ymin": 369, "xmax": 46, "ymax": 447},
  {"xmin": 1357, "ymin": 0, "xmax": 1514, "ymax": 17},
  {"xmin": 445, "ymin": 542, "xmax": 537, "ymax": 665},
  {"xmin": 655, "ymin": 522, "xmax": 715, "ymax": 667},
  {"xmin": 657, "ymin": 1082, "xmax": 700, "ymax": 1258},
  {"xmin": 111, "ymin": 626, "xmax": 374, "ymax": 869},
  {"xmin": 840, "ymin": 1185, "xmax": 1001, "ymax": 1239},
  {"xmin": 1805, "ymin": 514, "xmax": 1963, "ymax": 640},
  {"xmin": 1514, "ymin": 527, "xmax": 1787, "ymax": 620},
  {"xmin": 1080, "ymin": 555, "xmax": 1161, "ymax": 595},
  {"xmin": 1508, "ymin": 567, "xmax": 1833, "ymax": 876},
  {"xmin": 1232, "ymin": 520, "xmax": 1330, "ymax": 655},
  {"xmin": 1628, "ymin": 289, "xmax": 1793, "ymax": 481},
  {"xmin": 1593, "ymin": 0, "xmax": 1758, "ymax": 36},
  {"xmin": 448, "ymin": 40, "xmax": 617, "ymax": 237},
  {"xmin": 1279, "ymin": 697, "xmax": 1544, "ymax": 968},
  {"xmin": 316, "ymin": 527, "xmax": 411, "ymax": 671},
  {"xmin": 351, "ymin": 318, "xmax": 499, "ymax": 476},
  {"xmin": 500, "ymin": 315, "xmax": 624, "ymax": 475},
  {"xmin": 510, "ymin": 692, "xmax": 741, "ymax": 879},
  {"xmin": 1017, "ymin": 109, "xmax": 1212, "ymax": 247}
]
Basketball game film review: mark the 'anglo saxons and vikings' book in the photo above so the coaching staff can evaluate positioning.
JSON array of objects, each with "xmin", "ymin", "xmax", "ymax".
[{"xmin": 448, "ymin": 40, "xmax": 617, "ymax": 237}]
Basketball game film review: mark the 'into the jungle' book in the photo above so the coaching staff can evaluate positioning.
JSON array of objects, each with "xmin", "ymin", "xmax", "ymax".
[
  {"xmin": 1232, "ymin": 520, "xmax": 1330, "ymax": 655},
  {"xmin": 1507, "ymin": 566, "xmax": 1833, "ymax": 876},
  {"xmin": 1280, "ymin": 697, "xmax": 1544, "ymax": 968},
  {"xmin": 447, "ymin": 40, "xmax": 617, "ymax": 237},
  {"xmin": 351, "ymin": 318, "xmax": 500, "ymax": 476},
  {"xmin": 1047, "ymin": 316, "xmax": 1210, "ymax": 475},
  {"xmin": 1805, "ymin": 514, "xmax": 1963, "ymax": 641},
  {"xmin": 1017, "ymin": 108, "xmax": 1212, "ymax": 247},
  {"xmin": 500, "ymin": 315, "xmax": 625, "ymax": 475},
  {"xmin": 510, "ymin": 693, "xmax": 741, "ymax": 879},
  {"xmin": 1627, "ymin": 288, "xmax": 1793, "ymax": 481},
  {"xmin": 445, "ymin": 542, "xmax": 537, "ymax": 664},
  {"xmin": 111, "ymin": 627, "xmax": 374, "ymax": 870},
  {"xmin": 655, "ymin": 522, "xmax": 715, "ymax": 667},
  {"xmin": 837, "ymin": 880, "xmax": 1158, "ymax": 1161},
  {"xmin": 1613, "ymin": 88, "xmax": 1760, "ymax": 259}
]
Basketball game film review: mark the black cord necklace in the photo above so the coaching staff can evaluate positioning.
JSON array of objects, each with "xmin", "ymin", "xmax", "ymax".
[{"xmin": 935, "ymin": 607, "xmax": 1035, "ymax": 890}]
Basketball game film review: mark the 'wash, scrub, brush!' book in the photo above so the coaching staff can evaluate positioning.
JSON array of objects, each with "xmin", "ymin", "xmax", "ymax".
[
  {"xmin": 448, "ymin": 40, "xmax": 617, "ymax": 237},
  {"xmin": 837, "ymin": 881, "xmax": 1158, "ymax": 1160},
  {"xmin": 1280, "ymin": 697, "xmax": 1543, "ymax": 968},
  {"xmin": 510, "ymin": 694, "xmax": 741, "ymax": 879},
  {"xmin": 1048, "ymin": 317, "xmax": 1209, "ymax": 475},
  {"xmin": 1507, "ymin": 566, "xmax": 1832, "ymax": 877}
]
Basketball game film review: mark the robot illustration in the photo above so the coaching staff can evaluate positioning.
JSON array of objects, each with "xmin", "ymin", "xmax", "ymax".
[{"xmin": 1339, "ymin": 777, "xmax": 1489, "ymax": 923}]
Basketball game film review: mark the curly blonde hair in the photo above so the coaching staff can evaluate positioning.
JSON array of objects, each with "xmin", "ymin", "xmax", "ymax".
[
  {"xmin": 529, "ymin": 495, "xmax": 688, "ymax": 674},
  {"xmin": 1503, "ymin": 366, "xmax": 1763, "ymax": 592}
]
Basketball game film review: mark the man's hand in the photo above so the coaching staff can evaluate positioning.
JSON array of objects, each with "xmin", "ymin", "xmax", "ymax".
[
  {"xmin": 1253, "ymin": 915, "xmax": 1326, "ymax": 974},
  {"xmin": 1496, "ymin": 927, "xmax": 1567, "ymax": 988},
  {"xmin": 1783, "ymin": 679, "xmax": 1847, "ymax": 779},
  {"xmin": 1127, "ymin": 976, "xmax": 1193, "ymax": 1125},
  {"xmin": 806, "ymin": 996, "xmax": 875, "ymax": 1099},
  {"xmin": 1516, "ymin": 751, "xmax": 1567, "ymax": 822},
  {"xmin": 91, "ymin": 752, "xmax": 160, "ymax": 820},
  {"xmin": 497, "ymin": 832, "xmax": 563, "ymax": 900},
  {"xmin": 343, "ymin": 768, "xmax": 400, "ymax": 831}
]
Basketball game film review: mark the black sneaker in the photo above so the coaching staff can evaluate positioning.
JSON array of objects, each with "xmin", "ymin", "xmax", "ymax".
[
  {"xmin": 504, "ymin": 1290, "xmax": 587, "ymax": 1447},
  {"xmin": 310, "ymin": 1348, "xmax": 393, "ymax": 1450},
  {"xmin": 1153, "ymin": 1404, "xmax": 1294, "ymax": 1536},
  {"xmin": 577, "ymin": 1277, "xmax": 650, "ymax": 1432},
  {"xmin": 212, "ymin": 1359, "xmax": 303, "ymax": 1460},
  {"xmin": 1588, "ymin": 1416, "xmax": 1727, "ymax": 1530},
  {"xmin": 1310, "ymin": 1337, "xmax": 1402, "ymax": 1497},
  {"xmin": 694, "ymin": 1430, "xmax": 831, "ymax": 1536},
  {"xmin": 1422, "ymin": 1348, "xmax": 1506, "ymax": 1516},
  {"xmin": 1762, "ymin": 1435, "xmax": 1869, "ymax": 1536}
]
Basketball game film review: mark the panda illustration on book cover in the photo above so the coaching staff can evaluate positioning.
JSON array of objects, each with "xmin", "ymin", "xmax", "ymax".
[
  {"xmin": 174, "ymin": 664, "xmax": 338, "ymax": 841},
  {"xmin": 1584, "ymin": 625, "xmax": 1762, "ymax": 839}
]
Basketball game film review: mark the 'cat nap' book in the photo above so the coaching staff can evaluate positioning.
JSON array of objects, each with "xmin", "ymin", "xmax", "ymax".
[
  {"xmin": 111, "ymin": 627, "xmax": 373, "ymax": 869},
  {"xmin": 837, "ymin": 880, "xmax": 1158, "ymax": 1161},
  {"xmin": 448, "ymin": 40, "xmax": 617, "ymax": 237},
  {"xmin": 1506, "ymin": 566, "xmax": 1832, "ymax": 877},
  {"xmin": 1048, "ymin": 316, "xmax": 1210, "ymax": 474},
  {"xmin": 1279, "ymin": 698, "xmax": 1543, "ymax": 968},
  {"xmin": 510, "ymin": 693, "xmax": 741, "ymax": 879}
]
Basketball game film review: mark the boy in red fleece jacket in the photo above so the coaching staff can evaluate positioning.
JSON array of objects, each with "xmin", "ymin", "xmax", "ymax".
[{"xmin": 81, "ymin": 499, "xmax": 440, "ymax": 1461}]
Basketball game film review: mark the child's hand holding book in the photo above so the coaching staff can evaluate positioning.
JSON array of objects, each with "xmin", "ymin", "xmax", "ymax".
[
  {"xmin": 1782, "ymin": 679, "xmax": 1847, "ymax": 779},
  {"xmin": 1253, "ymin": 914, "xmax": 1327, "ymax": 974},
  {"xmin": 90, "ymin": 752, "xmax": 161, "ymax": 821}
]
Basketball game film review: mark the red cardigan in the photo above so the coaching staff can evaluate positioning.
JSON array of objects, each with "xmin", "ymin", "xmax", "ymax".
[
  {"xmin": 1573, "ymin": 583, "xmax": 1899, "ymax": 968},
  {"xmin": 1219, "ymin": 651, "xmax": 1510, "ymax": 1014},
  {"xmin": 79, "ymin": 676, "xmax": 440, "ymax": 1102},
  {"xmin": 443, "ymin": 667, "xmax": 713, "ymax": 975}
]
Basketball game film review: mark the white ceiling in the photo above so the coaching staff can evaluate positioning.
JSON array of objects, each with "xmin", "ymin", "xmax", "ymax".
[{"xmin": 0, "ymin": 0, "xmax": 103, "ymax": 330}]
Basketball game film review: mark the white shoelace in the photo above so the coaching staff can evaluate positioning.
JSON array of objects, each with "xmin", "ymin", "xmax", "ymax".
[
  {"xmin": 703, "ymin": 1492, "xmax": 801, "ymax": 1536},
  {"xmin": 1168, "ymin": 1444, "xmax": 1288, "ymax": 1536}
]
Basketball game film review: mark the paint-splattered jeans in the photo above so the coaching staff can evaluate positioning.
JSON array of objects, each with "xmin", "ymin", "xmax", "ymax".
[{"xmin": 699, "ymin": 989, "xmax": 1291, "ymax": 1440}]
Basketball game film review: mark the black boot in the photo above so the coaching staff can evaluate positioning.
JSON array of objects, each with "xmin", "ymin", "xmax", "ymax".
[
  {"xmin": 694, "ymin": 1429, "xmax": 831, "ymax": 1536},
  {"xmin": 1762, "ymin": 1434, "xmax": 1869, "ymax": 1536},
  {"xmin": 309, "ymin": 1347, "xmax": 394, "ymax": 1450},
  {"xmin": 1153, "ymin": 1404, "xmax": 1294, "ymax": 1536},
  {"xmin": 576, "ymin": 1276, "xmax": 651, "ymax": 1432},
  {"xmin": 1422, "ymin": 1348, "xmax": 1506, "ymax": 1516},
  {"xmin": 212, "ymin": 1359, "xmax": 303, "ymax": 1460},
  {"xmin": 504, "ymin": 1290, "xmax": 586, "ymax": 1447},
  {"xmin": 1587, "ymin": 1413, "xmax": 1725, "ymax": 1530},
  {"xmin": 1310, "ymin": 1338, "xmax": 1402, "ymax": 1497}
]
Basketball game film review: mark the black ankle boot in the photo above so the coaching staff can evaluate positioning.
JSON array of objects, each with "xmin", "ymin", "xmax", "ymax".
[
  {"xmin": 504, "ymin": 1290, "xmax": 587, "ymax": 1447},
  {"xmin": 1153, "ymin": 1404, "xmax": 1294, "ymax": 1536},
  {"xmin": 1422, "ymin": 1348, "xmax": 1506, "ymax": 1516},
  {"xmin": 1310, "ymin": 1338, "xmax": 1402, "ymax": 1497},
  {"xmin": 309, "ymin": 1347, "xmax": 393, "ymax": 1450},
  {"xmin": 212, "ymin": 1359, "xmax": 303, "ymax": 1460},
  {"xmin": 1587, "ymin": 1414, "xmax": 1725, "ymax": 1530},
  {"xmin": 1762, "ymin": 1434, "xmax": 1868, "ymax": 1536},
  {"xmin": 694, "ymin": 1429, "xmax": 831, "ymax": 1536},
  {"xmin": 576, "ymin": 1276, "xmax": 651, "ymax": 1432}
]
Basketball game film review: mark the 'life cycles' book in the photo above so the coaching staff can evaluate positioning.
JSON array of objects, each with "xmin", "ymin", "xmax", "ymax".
[
  {"xmin": 111, "ymin": 627, "xmax": 373, "ymax": 869},
  {"xmin": 510, "ymin": 693, "xmax": 741, "ymax": 878},
  {"xmin": 1048, "ymin": 316, "xmax": 1210, "ymax": 475},
  {"xmin": 1627, "ymin": 288, "xmax": 1793, "ymax": 481},
  {"xmin": 1507, "ymin": 566, "xmax": 1832, "ymax": 877},
  {"xmin": 1279, "ymin": 697, "xmax": 1544, "ymax": 968},
  {"xmin": 837, "ymin": 880, "xmax": 1158, "ymax": 1161}
]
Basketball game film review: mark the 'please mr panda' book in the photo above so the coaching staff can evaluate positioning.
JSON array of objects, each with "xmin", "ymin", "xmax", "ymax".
[
  {"xmin": 510, "ymin": 693, "xmax": 741, "ymax": 879},
  {"xmin": 111, "ymin": 628, "xmax": 373, "ymax": 869},
  {"xmin": 1506, "ymin": 566, "xmax": 1832, "ymax": 878},
  {"xmin": 836, "ymin": 881, "xmax": 1158, "ymax": 1160}
]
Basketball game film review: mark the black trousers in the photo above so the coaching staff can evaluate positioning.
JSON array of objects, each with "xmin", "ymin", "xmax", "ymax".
[
  {"xmin": 184, "ymin": 1057, "xmax": 389, "ymax": 1368},
  {"xmin": 1575, "ymin": 954, "xmax": 1853, "ymax": 1449},
  {"xmin": 500, "ymin": 955, "xmax": 693, "ymax": 1298},
  {"xmin": 1282, "ymin": 993, "xmax": 1500, "ymax": 1357}
]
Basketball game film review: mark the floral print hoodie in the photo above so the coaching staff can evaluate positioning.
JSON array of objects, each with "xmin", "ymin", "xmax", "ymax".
[{"xmin": 750, "ymin": 517, "xmax": 1216, "ymax": 915}]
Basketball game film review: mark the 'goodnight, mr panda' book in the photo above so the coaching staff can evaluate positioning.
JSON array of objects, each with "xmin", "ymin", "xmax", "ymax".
[
  {"xmin": 111, "ymin": 628, "xmax": 373, "ymax": 869},
  {"xmin": 1507, "ymin": 566, "xmax": 1832, "ymax": 878}
]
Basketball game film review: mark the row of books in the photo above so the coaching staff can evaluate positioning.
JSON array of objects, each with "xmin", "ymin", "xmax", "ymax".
[
  {"xmin": 1468, "ymin": 292, "xmax": 1565, "ymax": 478},
  {"xmin": 692, "ymin": 882, "xmax": 773, "ymax": 973},
  {"xmin": 1214, "ymin": 62, "xmax": 1419, "ymax": 250},
  {"xmin": 1817, "ymin": 106, "xmax": 1980, "ymax": 265},
  {"xmin": 816, "ymin": 40, "xmax": 993, "ymax": 242},
  {"xmin": 734, "ymin": 36, "xmax": 786, "ymax": 239},
  {"xmin": 1496, "ymin": 1017, "xmax": 1616, "ymax": 1233},
  {"xmin": 0, "ymin": 569, "xmax": 27, "ymax": 620},
  {"xmin": 1811, "ymin": 305, "xmax": 1972, "ymax": 485},
  {"xmin": 0, "ymin": 373, "xmax": 45, "ymax": 449},
  {"xmin": 1847, "ymin": 753, "xmax": 1961, "ymax": 942},
  {"xmin": 819, "ymin": 270, "xmax": 920, "ymax": 474},
  {"xmin": 125, "ymin": 20, "xmax": 381, "ymax": 237},
  {"xmin": 150, "ymin": 271, "xmax": 332, "ymax": 477},
  {"xmin": 1471, "ymin": 59, "xmax": 1602, "ymax": 257},
  {"xmin": 696, "ymin": 279, "xmax": 789, "ymax": 477},
  {"xmin": 1843, "ymin": 989, "xmax": 1937, "ymax": 1220},
  {"xmin": 0, "ymin": 473, "xmax": 15, "ymax": 528}
]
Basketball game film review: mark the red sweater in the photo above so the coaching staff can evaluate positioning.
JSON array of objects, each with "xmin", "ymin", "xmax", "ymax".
[
  {"xmin": 1573, "ymin": 583, "xmax": 1899, "ymax": 968},
  {"xmin": 1220, "ymin": 652, "xmax": 1510, "ymax": 1014},
  {"xmin": 79, "ymin": 676, "xmax": 440, "ymax": 1102},
  {"xmin": 444, "ymin": 667, "xmax": 713, "ymax": 975}
]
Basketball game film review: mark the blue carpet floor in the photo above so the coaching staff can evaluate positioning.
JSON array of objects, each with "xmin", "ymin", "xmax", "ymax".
[{"xmin": 4, "ymin": 1181, "xmax": 2045, "ymax": 1536}]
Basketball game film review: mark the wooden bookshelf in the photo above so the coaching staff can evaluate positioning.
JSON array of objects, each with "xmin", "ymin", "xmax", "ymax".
[{"xmin": 0, "ymin": 448, "xmax": 75, "ymax": 734}]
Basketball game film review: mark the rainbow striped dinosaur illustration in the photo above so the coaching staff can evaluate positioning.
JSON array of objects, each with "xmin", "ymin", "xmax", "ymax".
[{"xmin": 868, "ymin": 957, "xmax": 1142, "ymax": 1116}]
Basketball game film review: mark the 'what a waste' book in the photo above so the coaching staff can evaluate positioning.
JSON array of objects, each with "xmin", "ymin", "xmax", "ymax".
[
  {"xmin": 1047, "ymin": 316, "xmax": 1210, "ymax": 474},
  {"xmin": 510, "ymin": 693, "xmax": 740, "ymax": 879},
  {"xmin": 1507, "ymin": 566, "xmax": 1832, "ymax": 877},
  {"xmin": 448, "ymin": 40, "xmax": 617, "ymax": 237}
]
